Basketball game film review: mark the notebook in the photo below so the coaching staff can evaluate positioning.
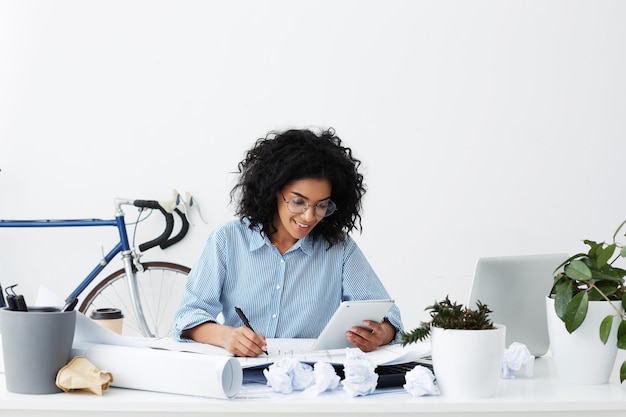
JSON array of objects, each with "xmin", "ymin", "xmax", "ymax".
[{"xmin": 467, "ymin": 253, "xmax": 569, "ymax": 357}]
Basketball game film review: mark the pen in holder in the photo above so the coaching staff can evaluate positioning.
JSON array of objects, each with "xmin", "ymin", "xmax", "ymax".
[
  {"xmin": 4, "ymin": 284, "xmax": 28, "ymax": 311},
  {"xmin": 0, "ymin": 282, "xmax": 5, "ymax": 308}
]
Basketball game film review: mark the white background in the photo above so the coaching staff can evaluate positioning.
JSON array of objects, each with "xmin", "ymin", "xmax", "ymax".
[{"xmin": 1, "ymin": 0, "xmax": 625, "ymax": 330}]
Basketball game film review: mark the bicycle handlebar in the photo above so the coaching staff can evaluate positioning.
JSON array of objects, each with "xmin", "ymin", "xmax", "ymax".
[
  {"xmin": 132, "ymin": 200, "xmax": 189, "ymax": 252},
  {"xmin": 160, "ymin": 208, "xmax": 190, "ymax": 249}
]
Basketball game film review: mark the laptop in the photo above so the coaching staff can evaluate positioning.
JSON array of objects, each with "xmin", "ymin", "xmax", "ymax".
[{"xmin": 467, "ymin": 253, "xmax": 569, "ymax": 357}]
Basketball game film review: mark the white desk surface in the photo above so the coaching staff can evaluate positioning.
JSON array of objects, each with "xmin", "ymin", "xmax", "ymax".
[{"xmin": 2, "ymin": 356, "xmax": 626, "ymax": 417}]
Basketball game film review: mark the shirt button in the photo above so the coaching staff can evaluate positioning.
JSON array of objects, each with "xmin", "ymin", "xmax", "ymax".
[
  {"xmin": 276, "ymin": 285, "xmax": 281, "ymax": 290},
  {"xmin": 272, "ymin": 314, "xmax": 277, "ymax": 319},
  {"xmin": 280, "ymin": 259, "xmax": 285, "ymax": 263}
]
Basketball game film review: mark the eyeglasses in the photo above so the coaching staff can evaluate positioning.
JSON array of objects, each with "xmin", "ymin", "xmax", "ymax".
[{"xmin": 280, "ymin": 192, "xmax": 337, "ymax": 217}]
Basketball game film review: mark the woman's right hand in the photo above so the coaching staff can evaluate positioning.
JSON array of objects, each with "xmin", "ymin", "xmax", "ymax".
[
  {"xmin": 223, "ymin": 326, "xmax": 268, "ymax": 357},
  {"xmin": 185, "ymin": 322, "xmax": 267, "ymax": 357}
]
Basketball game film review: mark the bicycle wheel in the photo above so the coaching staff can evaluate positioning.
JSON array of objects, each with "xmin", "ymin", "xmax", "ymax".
[{"xmin": 78, "ymin": 261, "xmax": 190, "ymax": 338}]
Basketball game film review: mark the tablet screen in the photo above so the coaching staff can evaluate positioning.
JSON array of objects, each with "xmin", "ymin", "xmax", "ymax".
[{"xmin": 311, "ymin": 299, "xmax": 394, "ymax": 350}]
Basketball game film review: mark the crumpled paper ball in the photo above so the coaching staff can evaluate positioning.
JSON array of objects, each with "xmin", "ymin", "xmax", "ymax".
[
  {"xmin": 55, "ymin": 356, "xmax": 114, "ymax": 395},
  {"xmin": 263, "ymin": 357, "xmax": 315, "ymax": 393},
  {"xmin": 403, "ymin": 365, "xmax": 440, "ymax": 397},
  {"xmin": 501, "ymin": 342, "xmax": 534, "ymax": 379},
  {"xmin": 340, "ymin": 348, "xmax": 378, "ymax": 397},
  {"xmin": 303, "ymin": 362, "xmax": 341, "ymax": 396}
]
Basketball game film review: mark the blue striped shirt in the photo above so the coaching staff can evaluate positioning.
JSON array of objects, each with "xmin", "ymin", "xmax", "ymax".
[{"xmin": 172, "ymin": 218, "xmax": 403, "ymax": 343}]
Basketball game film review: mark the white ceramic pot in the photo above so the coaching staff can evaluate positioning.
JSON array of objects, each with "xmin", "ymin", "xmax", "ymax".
[
  {"xmin": 546, "ymin": 296, "xmax": 620, "ymax": 384},
  {"xmin": 431, "ymin": 323, "xmax": 506, "ymax": 398}
]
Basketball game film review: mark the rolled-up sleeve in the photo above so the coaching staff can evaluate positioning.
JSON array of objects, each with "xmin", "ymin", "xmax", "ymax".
[{"xmin": 172, "ymin": 229, "xmax": 226, "ymax": 341}]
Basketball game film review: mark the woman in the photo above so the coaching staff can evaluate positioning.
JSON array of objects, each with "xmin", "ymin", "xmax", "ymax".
[{"xmin": 173, "ymin": 127, "xmax": 402, "ymax": 357}]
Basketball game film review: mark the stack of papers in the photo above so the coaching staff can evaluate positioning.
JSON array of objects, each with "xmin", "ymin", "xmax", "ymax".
[{"xmin": 144, "ymin": 337, "xmax": 431, "ymax": 369}]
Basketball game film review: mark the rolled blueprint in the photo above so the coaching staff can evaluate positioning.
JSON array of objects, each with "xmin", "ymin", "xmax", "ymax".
[{"xmin": 72, "ymin": 343, "xmax": 242, "ymax": 399}]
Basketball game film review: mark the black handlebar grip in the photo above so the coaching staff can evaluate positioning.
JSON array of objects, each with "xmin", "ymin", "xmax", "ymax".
[
  {"xmin": 133, "ymin": 200, "xmax": 162, "ymax": 210},
  {"xmin": 160, "ymin": 208, "xmax": 190, "ymax": 249},
  {"xmin": 135, "ymin": 200, "xmax": 175, "ymax": 252}
]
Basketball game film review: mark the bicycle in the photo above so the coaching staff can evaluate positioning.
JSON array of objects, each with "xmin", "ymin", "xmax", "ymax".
[{"xmin": 0, "ymin": 193, "xmax": 193, "ymax": 338}]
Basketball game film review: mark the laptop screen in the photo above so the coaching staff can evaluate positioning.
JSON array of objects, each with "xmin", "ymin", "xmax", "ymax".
[{"xmin": 468, "ymin": 253, "xmax": 568, "ymax": 357}]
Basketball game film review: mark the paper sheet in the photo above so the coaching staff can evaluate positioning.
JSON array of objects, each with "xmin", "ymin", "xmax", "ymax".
[{"xmin": 35, "ymin": 286, "xmax": 144, "ymax": 348}]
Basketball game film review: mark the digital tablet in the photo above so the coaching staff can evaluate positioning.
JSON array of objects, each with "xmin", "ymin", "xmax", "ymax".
[{"xmin": 311, "ymin": 299, "xmax": 395, "ymax": 350}]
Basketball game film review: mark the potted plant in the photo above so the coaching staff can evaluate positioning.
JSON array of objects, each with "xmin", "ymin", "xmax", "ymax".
[
  {"xmin": 548, "ymin": 219, "xmax": 626, "ymax": 384},
  {"xmin": 401, "ymin": 296, "xmax": 505, "ymax": 398}
]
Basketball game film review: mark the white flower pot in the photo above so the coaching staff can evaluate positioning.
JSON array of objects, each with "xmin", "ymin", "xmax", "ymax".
[
  {"xmin": 546, "ymin": 296, "xmax": 620, "ymax": 384},
  {"xmin": 431, "ymin": 324, "xmax": 506, "ymax": 398}
]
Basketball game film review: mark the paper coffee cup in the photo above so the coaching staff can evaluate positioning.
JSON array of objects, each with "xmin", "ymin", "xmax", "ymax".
[{"xmin": 90, "ymin": 308, "xmax": 124, "ymax": 334}]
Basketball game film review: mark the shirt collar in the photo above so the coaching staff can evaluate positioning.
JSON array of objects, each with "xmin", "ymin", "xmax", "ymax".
[{"xmin": 245, "ymin": 218, "xmax": 314, "ymax": 256}]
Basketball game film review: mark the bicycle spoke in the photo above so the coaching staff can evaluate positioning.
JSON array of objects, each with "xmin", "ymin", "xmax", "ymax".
[{"xmin": 79, "ymin": 262, "xmax": 189, "ymax": 338}]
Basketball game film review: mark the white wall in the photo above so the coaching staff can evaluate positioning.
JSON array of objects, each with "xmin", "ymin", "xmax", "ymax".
[{"xmin": 1, "ymin": 0, "xmax": 625, "ymax": 330}]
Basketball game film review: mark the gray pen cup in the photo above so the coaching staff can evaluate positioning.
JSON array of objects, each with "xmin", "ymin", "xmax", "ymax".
[
  {"xmin": 90, "ymin": 307, "xmax": 124, "ymax": 334},
  {"xmin": 0, "ymin": 307, "xmax": 76, "ymax": 394}
]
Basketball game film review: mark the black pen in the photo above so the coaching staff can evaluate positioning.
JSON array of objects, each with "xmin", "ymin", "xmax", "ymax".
[
  {"xmin": 235, "ymin": 306, "xmax": 268, "ymax": 355},
  {"xmin": 0, "ymin": 282, "xmax": 5, "ymax": 308}
]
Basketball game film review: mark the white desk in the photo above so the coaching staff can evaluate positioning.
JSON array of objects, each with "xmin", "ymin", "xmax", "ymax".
[{"xmin": 1, "ymin": 357, "xmax": 625, "ymax": 417}]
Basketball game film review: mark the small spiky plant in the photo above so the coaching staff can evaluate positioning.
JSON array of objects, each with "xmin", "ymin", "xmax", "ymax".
[{"xmin": 401, "ymin": 296, "xmax": 495, "ymax": 346}]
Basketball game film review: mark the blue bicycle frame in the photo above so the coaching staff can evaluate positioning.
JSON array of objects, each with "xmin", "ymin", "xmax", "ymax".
[
  {"xmin": 0, "ymin": 197, "xmax": 188, "ymax": 337},
  {"xmin": 0, "ymin": 216, "xmax": 128, "ymax": 301}
]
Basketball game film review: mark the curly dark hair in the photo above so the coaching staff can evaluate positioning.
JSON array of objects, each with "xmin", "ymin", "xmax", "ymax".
[{"xmin": 230, "ymin": 127, "xmax": 366, "ymax": 246}]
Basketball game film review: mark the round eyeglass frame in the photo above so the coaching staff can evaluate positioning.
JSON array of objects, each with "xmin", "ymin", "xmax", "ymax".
[{"xmin": 280, "ymin": 192, "xmax": 337, "ymax": 218}]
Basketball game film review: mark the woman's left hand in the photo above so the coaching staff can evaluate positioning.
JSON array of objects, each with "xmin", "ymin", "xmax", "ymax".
[{"xmin": 346, "ymin": 319, "xmax": 395, "ymax": 353}]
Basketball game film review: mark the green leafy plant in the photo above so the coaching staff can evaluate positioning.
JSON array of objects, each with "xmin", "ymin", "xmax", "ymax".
[
  {"xmin": 549, "ymin": 219, "xmax": 626, "ymax": 382},
  {"xmin": 400, "ymin": 295, "xmax": 495, "ymax": 346}
]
